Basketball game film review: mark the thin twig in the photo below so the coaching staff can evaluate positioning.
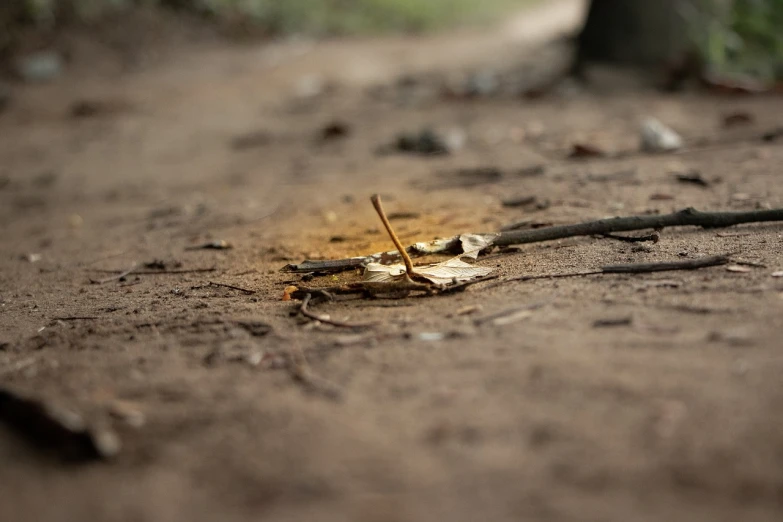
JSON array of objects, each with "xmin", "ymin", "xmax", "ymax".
[
  {"xmin": 89, "ymin": 263, "xmax": 137, "ymax": 284},
  {"xmin": 90, "ymin": 267, "xmax": 216, "ymax": 275},
  {"xmin": 495, "ymin": 208, "xmax": 783, "ymax": 247},
  {"xmin": 51, "ymin": 316, "xmax": 99, "ymax": 321},
  {"xmin": 601, "ymin": 255, "xmax": 729, "ymax": 273},
  {"xmin": 371, "ymin": 194, "xmax": 415, "ymax": 276},
  {"xmin": 486, "ymin": 270, "xmax": 602, "ymax": 288},
  {"xmin": 299, "ymin": 294, "xmax": 378, "ymax": 329},
  {"xmin": 488, "ymin": 255, "xmax": 730, "ymax": 288},
  {"xmin": 732, "ymin": 259, "xmax": 767, "ymax": 268},
  {"xmin": 600, "ymin": 228, "xmax": 661, "ymax": 243},
  {"xmin": 474, "ymin": 302, "xmax": 547, "ymax": 325},
  {"xmin": 208, "ymin": 281, "xmax": 256, "ymax": 294}
]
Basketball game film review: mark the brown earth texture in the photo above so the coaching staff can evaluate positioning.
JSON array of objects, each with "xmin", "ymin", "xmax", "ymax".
[{"xmin": 2, "ymin": 1, "xmax": 783, "ymax": 521}]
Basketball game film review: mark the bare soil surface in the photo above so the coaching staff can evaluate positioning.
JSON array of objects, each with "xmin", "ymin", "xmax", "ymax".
[{"xmin": 2, "ymin": 1, "xmax": 783, "ymax": 521}]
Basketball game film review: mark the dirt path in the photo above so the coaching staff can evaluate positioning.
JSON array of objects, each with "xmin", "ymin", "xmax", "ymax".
[{"xmin": 2, "ymin": 1, "xmax": 783, "ymax": 521}]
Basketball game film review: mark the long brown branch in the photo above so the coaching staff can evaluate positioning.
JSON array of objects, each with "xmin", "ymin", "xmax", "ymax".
[
  {"xmin": 494, "ymin": 208, "xmax": 783, "ymax": 247},
  {"xmin": 281, "ymin": 207, "xmax": 783, "ymax": 274},
  {"xmin": 600, "ymin": 255, "xmax": 729, "ymax": 273},
  {"xmin": 490, "ymin": 255, "xmax": 730, "ymax": 288}
]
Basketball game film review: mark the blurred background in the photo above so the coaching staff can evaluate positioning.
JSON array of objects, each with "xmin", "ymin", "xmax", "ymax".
[{"xmin": 1, "ymin": 0, "xmax": 782, "ymax": 83}]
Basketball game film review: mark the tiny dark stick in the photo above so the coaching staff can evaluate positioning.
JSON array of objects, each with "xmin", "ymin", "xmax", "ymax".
[
  {"xmin": 90, "ymin": 267, "xmax": 216, "ymax": 275},
  {"xmin": 208, "ymin": 281, "xmax": 256, "ymax": 294},
  {"xmin": 600, "ymin": 228, "xmax": 661, "ymax": 243},
  {"xmin": 600, "ymin": 255, "xmax": 729, "ymax": 273},
  {"xmin": 299, "ymin": 294, "xmax": 377, "ymax": 329},
  {"xmin": 129, "ymin": 268, "xmax": 217, "ymax": 275},
  {"xmin": 89, "ymin": 264, "xmax": 137, "ymax": 284},
  {"xmin": 486, "ymin": 270, "xmax": 602, "ymax": 288},
  {"xmin": 51, "ymin": 316, "xmax": 99, "ymax": 321},
  {"xmin": 488, "ymin": 255, "xmax": 729, "ymax": 288}
]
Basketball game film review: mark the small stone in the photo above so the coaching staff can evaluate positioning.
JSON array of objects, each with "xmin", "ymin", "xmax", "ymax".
[
  {"xmin": 244, "ymin": 351, "xmax": 263, "ymax": 367},
  {"xmin": 640, "ymin": 118, "xmax": 683, "ymax": 152},
  {"xmin": 68, "ymin": 214, "xmax": 84, "ymax": 228},
  {"xmin": 443, "ymin": 128, "xmax": 466, "ymax": 152}
]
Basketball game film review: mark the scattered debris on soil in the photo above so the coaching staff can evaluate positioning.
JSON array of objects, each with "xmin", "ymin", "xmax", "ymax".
[
  {"xmin": 319, "ymin": 121, "xmax": 351, "ymax": 141},
  {"xmin": 283, "ymin": 207, "xmax": 783, "ymax": 275},
  {"xmin": 378, "ymin": 128, "xmax": 453, "ymax": 155},
  {"xmin": 569, "ymin": 142, "xmax": 606, "ymax": 158},
  {"xmin": 593, "ymin": 316, "xmax": 633, "ymax": 328},
  {"xmin": 185, "ymin": 240, "xmax": 232, "ymax": 250},
  {"xmin": 674, "ymin": 170, "xmax": 711, "ymax": 187}
]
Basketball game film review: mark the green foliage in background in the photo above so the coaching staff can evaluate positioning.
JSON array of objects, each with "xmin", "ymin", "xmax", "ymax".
[
  {"xmin": 5, "ymin": 0, "xmax": 518, "ymax": 34},
  {"xmin": 688, "ymin": 0, "xmax": 783, "ymax": 80}
]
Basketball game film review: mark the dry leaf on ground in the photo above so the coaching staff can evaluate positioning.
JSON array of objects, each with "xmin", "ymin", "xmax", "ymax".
[{"xmin": 363, "ymin": 254, "xmax": 492, "ymax": 285}]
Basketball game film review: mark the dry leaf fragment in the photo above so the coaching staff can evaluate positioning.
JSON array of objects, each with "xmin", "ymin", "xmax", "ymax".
[
  {"xmin": 412, "ymin": 256, "xmax": 493, "ymax": 285},
  {"xmin": 363, "ymin": 255, "xmax": 492, "ymax": 286},
  {"xmin": 410, "ymin": 237, "xmax": 461, "ymax": 256},
  {"xmin": 362, "ymin": 263, "xmax": 407, "ymax": 283},
  {"xmin": 282, "ymin": 285, "xmax": 298, "ymax": 301},
  {"xmin": 458, "ymin": 233, "xmax": 498, "ymax": 259}
]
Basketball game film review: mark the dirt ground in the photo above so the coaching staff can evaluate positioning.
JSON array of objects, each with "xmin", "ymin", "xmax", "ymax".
[{"xmin": 2, "ymin": 1, "xmax": 783, "ymax": 521}]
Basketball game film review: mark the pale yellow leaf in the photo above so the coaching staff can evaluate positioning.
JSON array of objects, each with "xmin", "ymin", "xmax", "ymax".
[
  {"xmin": 459, "ymin": 233, "xmax": 498, "ymax": 259},
  {"xmin": 362, "ymin": 263, "xmax": 407, "ymax": 283},
  {"xmin": 411, "ymin": 256, "xmax": 492, "ymax": 285},
  {"xmin": 362, "ymin": 256, "xmax": 492, "ymax": 286}
]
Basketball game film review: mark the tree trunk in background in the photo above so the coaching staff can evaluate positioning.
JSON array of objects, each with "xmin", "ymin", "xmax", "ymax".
[{"xmin": 577, "ymin": 0, "xmax": 689, "ymax": 66}]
